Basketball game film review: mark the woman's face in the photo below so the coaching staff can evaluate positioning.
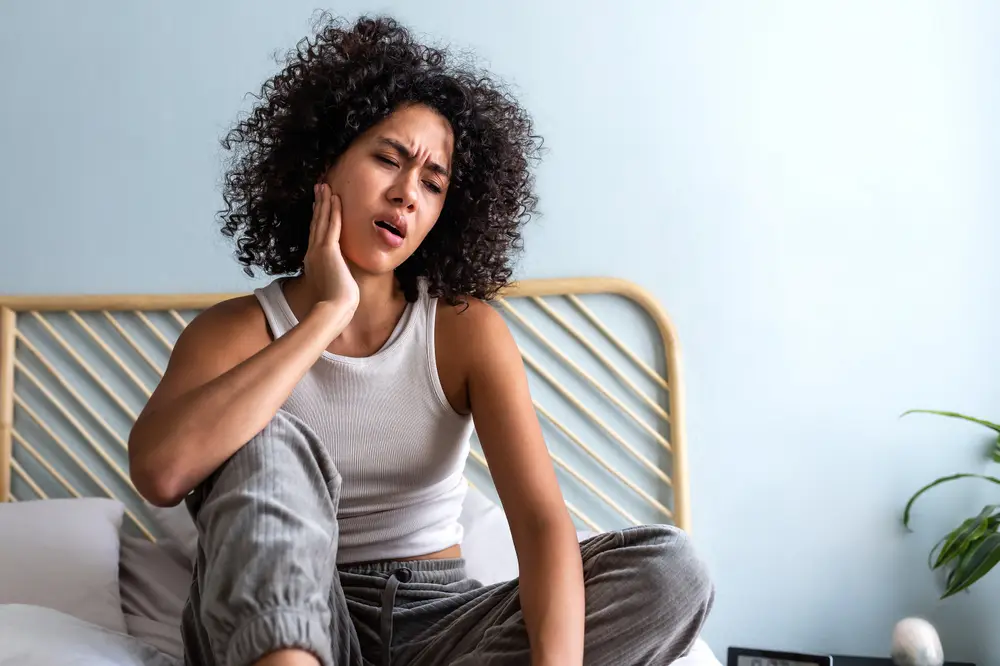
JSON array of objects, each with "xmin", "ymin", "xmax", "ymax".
[{"xmin": 322, "ymin": 103, "xmax": 454, "ymax": 277}]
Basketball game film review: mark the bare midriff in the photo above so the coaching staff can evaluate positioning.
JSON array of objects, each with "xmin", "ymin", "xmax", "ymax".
[
  {"xmin": 344, "ymin": 543, "xmax": 463, "ymax": 567},
  {"xmin": 410, "ymin": 543, "xmax": 462, "ymax": 560}
]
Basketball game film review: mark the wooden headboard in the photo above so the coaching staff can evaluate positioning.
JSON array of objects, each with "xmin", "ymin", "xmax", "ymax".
[{"xmin": 0, "ymin": 276, "xmax": 689, "ymax": 537}]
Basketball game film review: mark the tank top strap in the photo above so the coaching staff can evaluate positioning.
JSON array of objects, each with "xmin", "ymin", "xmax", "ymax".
[
  {"xmin": 417, "ymin": 278, "xmax": 439, "ymax": 360},
  {"xmin": 253, "ymin": 278, "xmax": 295, "ymax": 340}
]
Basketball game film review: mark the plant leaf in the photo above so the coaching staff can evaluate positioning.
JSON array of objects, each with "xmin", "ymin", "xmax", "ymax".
[
  {"xmin": 929, "ymin": 533, "xmax": 950, "ymax": 570},
  {"xmin": 992, "ymin": 434, "xmax": 1000, "ymax": 464},
  {"xmin": 946, "ymin": 563, "xmax": 958, "ymax": 590},
  {"xmin": 932, "ymin": 506, "xmax": 999, "ymax": 570},
  {"xmin": 941, "ymin": 532, "xmax": 1000, "ymax": 598},
  {"xmin": 903, "ymin": 474, "xmax": 1000, "ymax": 530},
  {"xmin": 901, "ymin": 409, "xmax": 1000, "ymax": 434},
  {"xmin": 931, "ymin": 519, "xmax": 975, "ymax": 570}
]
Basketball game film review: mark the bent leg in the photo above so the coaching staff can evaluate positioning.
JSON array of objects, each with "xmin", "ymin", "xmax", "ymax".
[
  {"xmin": 399, "ymin": 524, "xmax": 714, "ymax": 666},
  {"xmin": 180, "ymin": 410, "xmax": 363, "ymax": 666},
  {"xmin": 574, "ymin": 524, "xmax": 714, "ymax": 664}
]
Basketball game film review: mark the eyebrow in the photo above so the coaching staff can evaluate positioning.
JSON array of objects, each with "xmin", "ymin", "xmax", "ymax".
[{"xmin": 378, "ymin": 137, "xmax": 450, "ymax": 179}]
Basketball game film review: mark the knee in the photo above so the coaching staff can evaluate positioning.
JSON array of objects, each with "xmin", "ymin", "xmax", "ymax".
[
  {"xmin": 620, "ymin": 524, "xmax": 714, "ymax": 612},
  {"xmin": 252, "ymin": 410, "xmax": 326, "ymax": 457},
  {"xmin": 189, "ymin": 410, "xmax": 341, "ymax": 529},
  {"xmin": 221, "ymin": 410, "xmax": 338, "ymax": 487}
]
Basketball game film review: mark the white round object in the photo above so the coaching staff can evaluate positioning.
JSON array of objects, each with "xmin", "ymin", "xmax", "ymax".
[{"xmin": 891, "ymin": 617, "xmax": 944, "ymax": 666}]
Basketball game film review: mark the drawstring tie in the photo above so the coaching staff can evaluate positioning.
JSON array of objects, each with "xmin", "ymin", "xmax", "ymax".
[{"xmin": 380, "ymin": 567, "xmax": 412, "ymax": 666}]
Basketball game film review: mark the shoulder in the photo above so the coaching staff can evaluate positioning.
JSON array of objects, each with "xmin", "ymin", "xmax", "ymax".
[
  {"xmin": 172, "ymin": 294, "xmax": 269, "ymax": 366},
  {"xmin": 140, "ymin": 294, "xmax": 270, "ymax": 413},
  {"xmin": 435, "ymin": 296, "xmax": 522, "ymax": 388},
  {"xmin": 182, "ymin": 294, "xmax": 266, "ymax": 341},
  {"xmin": 435, "ymin": 297, "xmax": 512, "ymax": 354}
]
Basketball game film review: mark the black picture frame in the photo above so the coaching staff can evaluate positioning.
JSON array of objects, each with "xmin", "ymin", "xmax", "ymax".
[{"xmin": 727, "ymin": 646, "xmax": 834, "ymax": 666}]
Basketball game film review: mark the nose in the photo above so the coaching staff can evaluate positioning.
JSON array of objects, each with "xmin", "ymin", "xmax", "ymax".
[{"xmin": 387, "ymin": 171, "xmax": 419, "ymax": 211}]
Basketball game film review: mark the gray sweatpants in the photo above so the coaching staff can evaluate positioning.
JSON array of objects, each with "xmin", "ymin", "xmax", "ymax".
[{"xmin": 181, "ymin": 411, "xmax": 714, "ymax": 666}]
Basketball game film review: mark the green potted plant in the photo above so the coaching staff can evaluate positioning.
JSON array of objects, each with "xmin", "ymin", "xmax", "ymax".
[{"xmin": 902, "ymin": 410, "xmax": 1000, "ymax": 599}]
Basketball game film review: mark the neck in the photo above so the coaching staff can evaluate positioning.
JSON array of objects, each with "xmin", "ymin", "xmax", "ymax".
[
  {"xmin": 349, "ymin": 269, "xmax": 405, "ymax": 331},
  {"xmin": 284, "ymin": 267, "xmax": 406, "ymax": 338}
]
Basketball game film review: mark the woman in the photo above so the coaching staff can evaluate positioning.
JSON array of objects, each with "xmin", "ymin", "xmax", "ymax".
[{"xmin": 128, "ymin": 15, "xmax": 713, "ymax": 666}]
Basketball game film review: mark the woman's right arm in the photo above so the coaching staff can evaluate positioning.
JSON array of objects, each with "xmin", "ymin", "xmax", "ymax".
[
  {"xmin": 129, "ymin": 185, "xmax": 357, "ymax": 506},
  {"xmin": 128, "ymin": 299, "xmax": 351, "ymax": 507}
]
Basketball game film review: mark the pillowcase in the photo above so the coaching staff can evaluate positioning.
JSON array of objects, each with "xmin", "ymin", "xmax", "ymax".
[
  {"xmin": 119, "ymin": 534, "xmax": 190, "ymax": 659},
  {"xmin": 144, "ymin": 500, "xmax": 197, "ymax": 561},
  {"xmin": 0, "ymin": 497, "xmax": 128, "ymax": 634}
]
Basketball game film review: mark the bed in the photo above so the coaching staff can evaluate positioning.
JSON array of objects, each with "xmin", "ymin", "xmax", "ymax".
[{"xmin": 0, "ymin": 277, "xmax": 721, "ymax": 665}]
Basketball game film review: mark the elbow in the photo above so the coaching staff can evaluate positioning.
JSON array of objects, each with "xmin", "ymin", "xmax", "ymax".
[
  {"xmin": 130, "ymin": 460, "xmax": 187, "ymax": 507},
  {"xmin": 511, "ymin": 505, "xmax": 579, "ymax": 552},
  {"xmin": 136, "ymin": 476, "xmax": 187, "ymax": 508},
  {"xmin": 128, "ymin": 433, "xmax": 188, "ymax": 508}
]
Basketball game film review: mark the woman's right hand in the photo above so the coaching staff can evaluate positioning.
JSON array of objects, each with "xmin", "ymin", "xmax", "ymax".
[{"xmin": 304, "ymin": 183, "xmax": 360, "ymax": 314}]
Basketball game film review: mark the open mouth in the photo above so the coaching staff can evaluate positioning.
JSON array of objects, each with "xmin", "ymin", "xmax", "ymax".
[{"xmin": 375, "ymin": 220, "xmax": 404, "ymax": 238}]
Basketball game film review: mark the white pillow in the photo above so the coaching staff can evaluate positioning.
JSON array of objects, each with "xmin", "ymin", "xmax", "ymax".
[
  {"xmin": 457, "ymin": 486, "xmax": 520, "ymax": 585},
  {"xmin": 676, "ymin": 639, "xmax": 723, "ymax": 666},
  {"xmin": 0, "ymin": 497, "xmax": 128, "ymax": 634},
  {"xmin": 0, "ymin": 604, "xmax": 176, "ymax": 666}
]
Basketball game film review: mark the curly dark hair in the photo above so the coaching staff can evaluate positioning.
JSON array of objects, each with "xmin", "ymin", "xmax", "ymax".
[{"xmin": 218, "ymin": 13, "xmax": 542, "ymax": 304}]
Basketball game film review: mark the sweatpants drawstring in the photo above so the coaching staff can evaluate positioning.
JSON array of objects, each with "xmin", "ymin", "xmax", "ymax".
[{"xmin": 380, "ymin": 567, "xmax": 412, "ymax": 666}]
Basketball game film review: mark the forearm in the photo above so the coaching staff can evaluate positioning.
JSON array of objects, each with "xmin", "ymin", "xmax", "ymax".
[
  {"xmin": 515, "ymin": 517, "xmax": 586, "ymax": 666},
  {"xmin": 129, "ymin": 301, "xmax": 352, "ymax": 505}
]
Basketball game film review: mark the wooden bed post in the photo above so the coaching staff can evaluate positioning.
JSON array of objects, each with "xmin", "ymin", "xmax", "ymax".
[{"xmin": 0, "ymin": 307, "xmax": 15, "ymax": 502}]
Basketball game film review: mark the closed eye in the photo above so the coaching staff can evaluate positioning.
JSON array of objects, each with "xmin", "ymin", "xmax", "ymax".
[{"xmin": 378, "ymin": 153, "xmax": 443, "ymax": 194}]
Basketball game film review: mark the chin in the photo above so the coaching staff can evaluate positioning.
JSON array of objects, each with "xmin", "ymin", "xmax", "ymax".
[
  {"xmin": 353, "ymin": 258, "xmax": 401, "ymax": 277},
  {"xmin": 342, "ymin": 246, "xmax": 407, "ymax": 277}
]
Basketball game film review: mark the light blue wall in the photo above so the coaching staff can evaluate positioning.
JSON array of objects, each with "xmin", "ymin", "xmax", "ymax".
[{"xmin": 2, "ymin": 1, "xmax": 999, "ymax": 662}]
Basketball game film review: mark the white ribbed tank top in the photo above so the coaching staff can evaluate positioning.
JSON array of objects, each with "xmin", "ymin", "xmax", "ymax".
[{"xmin": 253, "ymin": 277, "xmax": 475, "ymax": 564}]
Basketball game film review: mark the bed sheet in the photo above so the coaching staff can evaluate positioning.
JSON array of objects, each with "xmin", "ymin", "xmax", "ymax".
[{"xmin": 0, "ymin": 603, "xmax": 178, "ymax": 665}]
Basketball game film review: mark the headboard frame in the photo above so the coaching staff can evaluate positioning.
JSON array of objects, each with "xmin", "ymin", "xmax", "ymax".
[{"xmin": 0, "ymin": 277, "xmax": 689, "ymax": 536}]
